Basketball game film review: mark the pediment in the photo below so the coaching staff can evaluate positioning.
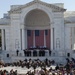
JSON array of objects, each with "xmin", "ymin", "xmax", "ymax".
[{"xmin": 9, "ymin": 0, "xmax": 66, "ymax": 13}]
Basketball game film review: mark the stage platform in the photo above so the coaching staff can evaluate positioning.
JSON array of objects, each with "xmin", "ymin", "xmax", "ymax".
[{"xmin": 0, "ymin": 50, "xmax": 68, "ymax": 64}]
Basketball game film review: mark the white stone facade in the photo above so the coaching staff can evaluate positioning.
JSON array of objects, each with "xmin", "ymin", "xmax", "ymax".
[{"xmin": 0, "ymin": 0, "xmax": 75, "ymax": 59}]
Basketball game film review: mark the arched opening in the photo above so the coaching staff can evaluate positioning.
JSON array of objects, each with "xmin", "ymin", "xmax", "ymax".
[
  {"xmin": 24, "ymin": 9, "xmax": 51, "ymax": 49},
  {"xmin": 25, "ymin": 9, "xmax": 50, "ymax": 27}
]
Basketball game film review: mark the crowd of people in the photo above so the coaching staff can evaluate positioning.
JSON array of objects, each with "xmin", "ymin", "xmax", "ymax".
[
  {"xmin": 0, "ymin": 69, "xmax": 17, "ymax": 75},
  {"xmin": 0, "ymin": 58, "xmax": 55, "ymax": 69},
  {"xmin": 0, "ymin": 58, "xmax": 75, "ymax": 75}
]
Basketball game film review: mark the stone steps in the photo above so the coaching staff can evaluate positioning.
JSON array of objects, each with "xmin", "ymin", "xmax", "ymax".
[{"xmin": 0, "ymin": 50, "xmax": 67, "ymax": 64}]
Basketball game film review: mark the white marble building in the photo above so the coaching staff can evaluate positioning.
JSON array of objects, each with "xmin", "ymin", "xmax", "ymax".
[{"xmin": 0, "ymin": 0, "xmax": 75, "ymax": 62}]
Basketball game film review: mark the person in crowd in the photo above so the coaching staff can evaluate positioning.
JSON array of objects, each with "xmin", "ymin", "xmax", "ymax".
[
  {"xmin": 42, "ymin": 50, "xmax": 45, "ymax": 56},
  {"xmin": 13, "ymin": 70, "xmax": 17, "ymax": 75},
  {"xmin": 39, "ymin": 50, "xmax": 42, "ymax": 56},
  {"xmin": 33, "ymin": 50, "xmax": 37, "ymax": 56},
  {"xmin": 10, "ymin": 69, "xmax": 14, "ymax": 75},
  {"xmin": 29, "ymin": 50, "xmax": 31, "ymax": 56},
  {"xmin": 49, "ymin": 50, "xmax": 51, "ymax": 56},
  {"xmin": 23, "ymin": 49, "xmax": 27, "ymax": 56},
  {"xmin": 55, "ymin": 64, "xmax": 59, "ymax": 70}
]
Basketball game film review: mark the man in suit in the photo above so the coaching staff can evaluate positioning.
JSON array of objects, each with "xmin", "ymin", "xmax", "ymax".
[
  {"xmin": 33, "ymin": 50, "xmax": 37, "ymax": 56},
  {"xmin": 16, "ymin": 50, "xmax": 19, "ymax": 56}
]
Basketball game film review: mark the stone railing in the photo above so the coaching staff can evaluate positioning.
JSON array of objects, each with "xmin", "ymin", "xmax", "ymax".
[{"xmin": 0, "ymin": 50, "xmax": 66, "ymax": 59}]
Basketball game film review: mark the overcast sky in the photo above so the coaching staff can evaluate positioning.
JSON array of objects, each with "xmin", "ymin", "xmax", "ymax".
[{"xmin": 0, "ymin": 0, "xmax": 75, "ymax": 18}]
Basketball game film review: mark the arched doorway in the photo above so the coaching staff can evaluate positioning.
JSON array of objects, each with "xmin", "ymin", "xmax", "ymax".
[{"xmin": 25, "ymin": 9, "xmax": 51, "ymax": 49}]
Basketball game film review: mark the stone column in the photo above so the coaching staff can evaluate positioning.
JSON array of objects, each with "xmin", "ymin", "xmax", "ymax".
[
  {"xmin": 72, "ymin": 27, "xmax": 75, "ymax": 49},
  {"xmin": 25, "ymin": 29, "xmax": 27, "ymax": 49},
  {"xmin": 51, "ymin": 28, "xmax": 53, "ymax": 50},
  {"xmin": 22, "ymin": 29, "xmax": 27, "ymax": 50},
  {"xmin": 33, "ymin": 30, "xmax": 35, "ymax": 47},
  {"xmin": 74, "ymin": 27, "xmax": 75, "ymax": 49},
  {"xmin": 2, "ymin": 29, "xmax": 4, "ymax": 50},
  {"xmin": 44, "ymin": 30, "xmax": 46, "ymax": 47}
]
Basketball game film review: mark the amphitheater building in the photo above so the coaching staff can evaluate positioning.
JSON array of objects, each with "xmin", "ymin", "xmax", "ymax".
[{"xmin": 0, "ymin": 0, "xmax": 75, "ymax": 63}]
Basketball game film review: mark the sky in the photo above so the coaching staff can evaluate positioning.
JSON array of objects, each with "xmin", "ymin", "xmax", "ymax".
[{"xmin": 0, "ymin": 0, "xmax": 75, "ymax": 18}]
